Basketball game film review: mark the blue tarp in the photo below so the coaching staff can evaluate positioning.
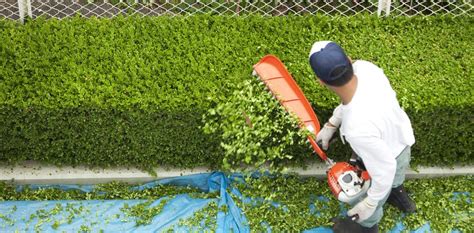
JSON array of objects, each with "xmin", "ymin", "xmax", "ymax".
[{"xmin": 0, "ymin": 172, "xmax": 466, "ymax": 232}]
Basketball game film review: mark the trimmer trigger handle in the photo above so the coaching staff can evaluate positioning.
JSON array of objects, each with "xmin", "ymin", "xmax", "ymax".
[{"xmin": 350, "ymin": 214, "xmax": 359, "ymax": 222}]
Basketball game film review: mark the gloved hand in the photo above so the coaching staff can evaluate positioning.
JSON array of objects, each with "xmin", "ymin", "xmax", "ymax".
[
  {"xmin": 316, "ymin": 123, "xmax": 337, "ymax": 150},
  {"xmin": 347, "ymin": 196, "xmax": 378, "ymax": 223},
  {"xmin": 316, "ymin": 105, "xmax": 342, "ymax": 150}
]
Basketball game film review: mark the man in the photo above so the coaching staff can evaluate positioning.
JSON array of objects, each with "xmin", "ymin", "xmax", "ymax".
[{"xmin": 308, "ymin": 41, "xmax": 417, "ymax": 232}]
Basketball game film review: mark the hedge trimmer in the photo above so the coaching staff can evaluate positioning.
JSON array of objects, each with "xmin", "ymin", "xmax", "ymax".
[{"xmin": 252, "ymin": 55, "xmax": 371, "ymax": 204}]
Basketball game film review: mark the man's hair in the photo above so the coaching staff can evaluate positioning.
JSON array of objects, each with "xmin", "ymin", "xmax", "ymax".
[{"xmin": 323, "ymin": 65, "xmax": 354, "ymax": 87}]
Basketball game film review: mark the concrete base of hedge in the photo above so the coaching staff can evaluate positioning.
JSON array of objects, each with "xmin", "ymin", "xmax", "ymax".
[{"xmin": 1, "ymin": 161, "xmax": 473, "ymax": 185}]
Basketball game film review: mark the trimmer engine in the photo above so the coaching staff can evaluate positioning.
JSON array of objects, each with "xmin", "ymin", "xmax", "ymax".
[{"xmin": 327, "ymin": 162, "xmax": 371, "ymax": 203}]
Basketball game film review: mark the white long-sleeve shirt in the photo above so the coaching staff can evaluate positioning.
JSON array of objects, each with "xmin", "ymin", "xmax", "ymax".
[{"xmin": 337, "ymin": 60, "xmax": 415, "ymax": 202}]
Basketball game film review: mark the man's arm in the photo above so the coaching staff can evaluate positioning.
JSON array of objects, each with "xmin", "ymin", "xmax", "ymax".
[
  {"xmin": 316, "ymin": 104, "xmax": 343, "ymax": 150},
  {"xmin": 345, "ymin": 135, "xmax": 396, "ymax": 201}
]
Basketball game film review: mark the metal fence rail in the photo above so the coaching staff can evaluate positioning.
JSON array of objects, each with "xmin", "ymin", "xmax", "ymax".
[{"xmin": 1, "ymin": 0, "xmax": 473, "ymax": 22}]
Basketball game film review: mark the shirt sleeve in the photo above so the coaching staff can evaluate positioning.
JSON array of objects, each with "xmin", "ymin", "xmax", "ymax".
[
  {"xmin": 329, "ymin": 104, "xmax": 343, "ymax": 127},
  {"xmin": 345, "ymin": 135, "xmax": 396, "ymax": 202}
]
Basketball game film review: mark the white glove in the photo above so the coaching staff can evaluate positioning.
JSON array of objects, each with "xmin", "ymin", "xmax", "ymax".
[
  {"xmin": 316, "ymin": 123, "xmax": 337, "ymax": 150},
  {"xmin": 347, "ymin": 196, "xmax": 378, "ymax": 223},
  {"xmin": 316, "ymin": 105, "xmax": 343, "ymax": 150}
]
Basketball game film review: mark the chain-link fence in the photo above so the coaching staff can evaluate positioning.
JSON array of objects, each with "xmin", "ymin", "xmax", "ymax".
[
  {"xmin": 1, "ymin": 0, "xmax": 20, "ymax": 19},
  {"xmin": 1, "ymin": 0, "xmax": 473, "ymax": 21},
  {"xmin": 389, "ymin": 0, "xmax": 473, "ymax": 16}
]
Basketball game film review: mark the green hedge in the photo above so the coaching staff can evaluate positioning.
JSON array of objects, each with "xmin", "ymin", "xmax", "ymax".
[{"xmin": 0, "ymin": 15, "xmax": 472, "ymax": 170}]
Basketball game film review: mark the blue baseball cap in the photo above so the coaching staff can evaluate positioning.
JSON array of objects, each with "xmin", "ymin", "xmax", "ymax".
[{"xmin": 308, "ymin": 41, "xmax": 353, "ymax": 86}]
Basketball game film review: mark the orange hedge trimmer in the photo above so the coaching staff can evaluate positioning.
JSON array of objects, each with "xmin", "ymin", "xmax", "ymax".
[{"xmin": 253, "ymin": 55, "xmax": 370, "ymax": 204}]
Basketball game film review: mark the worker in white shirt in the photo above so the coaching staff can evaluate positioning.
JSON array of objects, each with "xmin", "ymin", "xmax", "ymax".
[{"xmin": 308, "ymin": 41, "xmax": 417, "ymax": 232}]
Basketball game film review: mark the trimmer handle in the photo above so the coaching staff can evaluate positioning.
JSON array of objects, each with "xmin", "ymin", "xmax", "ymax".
[
  {"xmin": 350, "ymin": 214, "xmax": 359, "ymax": 222},
  {"xmin": 308, "ymin": 136, "xmax": 334, "ymax": 165},
  {"xmin": 316, "ymin": 136, "xmax": 338, "ymax": 152}
]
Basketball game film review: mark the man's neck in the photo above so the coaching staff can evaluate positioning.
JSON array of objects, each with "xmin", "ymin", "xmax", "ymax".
[{"xmin": 331, "ymin": 75, "xmax": 358, "ymax": 105}]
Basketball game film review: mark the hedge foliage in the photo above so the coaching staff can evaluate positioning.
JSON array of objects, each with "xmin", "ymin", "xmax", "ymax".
[
  {"xmin": 202, "ymin": 78, "xmax": 311, "ymax": 171},
  {"xmin": 0, "ymin": 15, "xmax": 472, "ymax": 170}
]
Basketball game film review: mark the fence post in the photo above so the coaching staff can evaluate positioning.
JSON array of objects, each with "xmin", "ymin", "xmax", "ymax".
[
  {"xmin": 17, "ymin": 0, "xmax": 31, "ymax": 23},
  {"xmin": 26, "ymin": 0, "xmax": 32, "ymax": 18},
  {"xmin": 377, "ymin": 0, "xmax": 392, "ymax": 16},
  {"xmin": 17, "ymin": 0, "xmax": 25, "ymax": 23}
]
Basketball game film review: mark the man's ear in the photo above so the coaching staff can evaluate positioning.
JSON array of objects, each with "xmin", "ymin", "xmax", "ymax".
[{"xmin": 318, "ymin": 79, "xmax": 325, "ymax": 86}]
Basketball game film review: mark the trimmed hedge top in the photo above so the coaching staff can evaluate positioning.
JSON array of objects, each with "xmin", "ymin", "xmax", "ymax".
[
  {"xmin": 1, "ymin": 15, "xmax": 472, "ymax": 110},
  {"xmin": 0, "ymin": 15, "xmax": 473, "ymax": 169}
]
